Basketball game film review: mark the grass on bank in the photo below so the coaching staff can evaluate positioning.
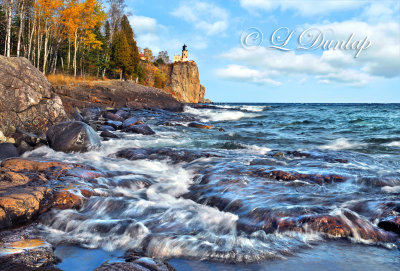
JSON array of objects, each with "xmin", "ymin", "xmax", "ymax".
[{"xmin": 46, "ymin": 74, "xmax": 107, "ymax": 87}]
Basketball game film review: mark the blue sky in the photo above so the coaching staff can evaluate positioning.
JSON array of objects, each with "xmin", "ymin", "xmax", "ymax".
[{"xmin": 126, "ymin": 0, "xmax": 400, "ymax": 103}]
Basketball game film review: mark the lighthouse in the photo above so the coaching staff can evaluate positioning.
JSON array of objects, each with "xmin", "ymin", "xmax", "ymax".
[{"xmin": 174, "ymin": 44, "xmax": 189, "ymax": 62}]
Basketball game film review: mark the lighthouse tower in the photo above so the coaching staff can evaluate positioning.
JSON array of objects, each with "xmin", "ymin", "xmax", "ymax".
[
  {"xmin": 174, "ymin": 44, "xmax": 189, "ymax": 62},
  {"xmin": 182, "ymin": 44, "xmax": 188, "ymax": 62}
]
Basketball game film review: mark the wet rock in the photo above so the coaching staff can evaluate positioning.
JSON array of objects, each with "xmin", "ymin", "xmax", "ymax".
[
  {"xmin": 188, "ymin": 122, "xmax": 214, "ymax": 129},
  {"xmin": 80, "ymin": 107, "xmax": 103, "ymax": 122},
  {"xmin": 72, "ymin": 107, "xmax": 85, "ymax": 122},
  {"xmin": 106, "ymin": 120, "xmax": 123, "ymax": 130},
  {"xmin": 277, "ymin": 215, "xmax": 352, "ymax": 237},
  {"xmin": 218, "ymin": 128, "xmax": 225, "ymax": 132},
  {"xmin": 46, "ymin": 121, "xmax": 101, "ymax": 152},
  {"xmin": 95, "ymin": 259, "xmax": 175, "ymax": 271},
  {"xmin": 0, "ymin": 186, "xmax": 51, "ymax": 229},
  {"xmin": 378, "ymin": 216, "xmax": 400, "ymax": 235},
  {"xmin": 100, "ymin": 130, "xmax": 119, "ymax": 139},
  {"xmin": 123, "ymin": 116, "xmax": 144, "ymax": 128},
  {"xmin": 115, "ymin": 110, "xmax": 131, "ymax": 120},
  {"xmin": 16, "ymin": 141, "xmax": 34, "ymax": 155},
  {"xmin": 0, "ymin": 158, "xmax": 100, "ymax": 229},
  {"xmin": 249, "ymin": 169, "xmax": 348, "ymax": 184},
  {"xmin": 11, "ymin": 129, "xmax": 46, "ymax": 155},
  {"xmin": 105, "ymin": 111, "xmax": 124, "ymax": 122},
  {"xmin": 52, "ymin": 190, "xmax": 84, "ymax": 210},
  {"xmin": 1, "ymin": 158, "xmax": 73, "ymax": 172},
  {"xmin": 122, "ymin": 124, "xmax": 155, "ymax": 135},
  {"xmin": 98, "ymin": 125, "xmax": 116, "ymax": 132},
  {"xmin": 0, "ymin": 143, "xmax": 20, "ymax": 160},
  {"xmin": 0, "ymin": 56, "xmax": 67, "ymax": 137},
  {"xmin": 0, "ymin": 239, "xmax": 60, "ymax": 270},
  {"xmin": 115, "ymin": 148, "xmax": 220, "ymax": 163},
  {"xmin": 113, "ymin": 254, "xmax": 176, "ymax": 271}
]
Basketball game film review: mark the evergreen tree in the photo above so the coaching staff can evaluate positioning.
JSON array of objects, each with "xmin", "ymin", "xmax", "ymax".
[
  {"xmin": 110, "ymin": 30, "xmax": 130, "ymax": 80},
  {"xmin": 120, "ymin": 15, "xmax": 139, "ymax": 78}
]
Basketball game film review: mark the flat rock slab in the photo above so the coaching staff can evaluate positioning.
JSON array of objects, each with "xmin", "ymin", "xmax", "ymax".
[{"xmin": 0, "ymin": 158, "xmax": 103, "ymax": 230}]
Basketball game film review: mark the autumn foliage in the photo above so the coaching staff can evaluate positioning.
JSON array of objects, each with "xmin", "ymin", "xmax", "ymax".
[{"xmin": 0, "ymin": 0, "xmax": 140, "ymax": 81}]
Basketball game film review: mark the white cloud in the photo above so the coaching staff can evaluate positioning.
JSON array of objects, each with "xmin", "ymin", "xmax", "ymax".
[
  {"xmin": 215, "ymin": 64, "xmax": 282, "ymax": 86},
  {"xmin": 171, "ymin": 1, "xmax": 229, "ymax": 35},
  {"xmin": 239, "ymin": 0, "xmax": 368, "ymax": 16},
  {"xmin": 130, "ymin": 15, "xmax": 158, "ymax": 34},
  {"xmin": 216, "ymin": 9, "xmax": 400, "ymax": 87}
]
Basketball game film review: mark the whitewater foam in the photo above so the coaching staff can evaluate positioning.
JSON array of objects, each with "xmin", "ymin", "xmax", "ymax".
[
  {"xmin": 319, "ymin": 138, "xmax": 366, "ymax": 150},
  {"xmin": 184, "ymin": 106, "xmax": 259, "ymax": 122}
]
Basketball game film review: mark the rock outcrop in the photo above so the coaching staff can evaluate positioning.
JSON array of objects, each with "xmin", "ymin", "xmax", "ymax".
[
  {"xmin": 53, "ymin": 80, "xmax": 184, "ymax": 115},
  {"xmin": 0, "ymin": 56, "xmax": 67, "ymax": 137},
  {"xmin": 167, "ymin": 61, "xmax": 205, "ymax": 103},
  {"xmin": 140, "ymin": 61, "xmax": 207, "ymax": 103}
]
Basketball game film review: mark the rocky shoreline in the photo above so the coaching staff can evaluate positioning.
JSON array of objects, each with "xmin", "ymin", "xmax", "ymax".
[{"xmin": 0, "ymin": 56, "xmax": 194, "ymax": 270}]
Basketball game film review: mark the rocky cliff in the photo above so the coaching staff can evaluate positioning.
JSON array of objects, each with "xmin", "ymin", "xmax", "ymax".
[
  {"xmin": 0, "ymin": 56, "xmax": 67, "ymax": 137},
  {"xmin": 141, "ymin": 61, "xmax": 207, "ymax": 103},
  {"xmin": 167, "ymin": 61, "xmax": 205, "ymax": 103}
]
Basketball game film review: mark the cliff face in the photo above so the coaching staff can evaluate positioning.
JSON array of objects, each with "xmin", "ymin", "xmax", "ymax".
[
  {"xmin": 167, "ymin": 61, "xmax": 205, "ymax": 103},
  {"xmin": 140, "ymin": 61, "xmax": 206, "ymax": 103}
]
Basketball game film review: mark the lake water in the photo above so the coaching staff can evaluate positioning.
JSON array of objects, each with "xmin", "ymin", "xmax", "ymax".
[{"xmin": 24, "ymin": 104, "xmax": 400, "ymax": 270}]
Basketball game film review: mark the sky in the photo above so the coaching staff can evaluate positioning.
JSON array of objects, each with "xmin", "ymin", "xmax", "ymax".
[{"xmin": 126, "ymin": 0, "xmax": 400, "ymax": 103}]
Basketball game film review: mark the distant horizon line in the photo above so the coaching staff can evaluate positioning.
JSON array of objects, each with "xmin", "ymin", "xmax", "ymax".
[{"xmin": 207, "ymin": 102, "xmax": 400, "ymax": 104}]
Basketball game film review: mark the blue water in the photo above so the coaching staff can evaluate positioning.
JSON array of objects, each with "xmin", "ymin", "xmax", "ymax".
[{"xmin": 24, "ymin": 104, "xmax": 400, "ymax": 270}]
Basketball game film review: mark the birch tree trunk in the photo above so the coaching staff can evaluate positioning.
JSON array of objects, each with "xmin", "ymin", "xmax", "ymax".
[
  {"xmin": 73, "ymin": 30, "xmax": 78, "ymax": 77},
  {"xmin": 5, "ymin": 0, "xmax": 14, "ymax": 57},
  {"xmin": 28, "ymin": 9, "xmax": 36, "ymax": 60},
  {"xmin": 42, "ymin": 20, "xmax": 49, "ymax": 74},
  {"xmin": 17, "ymin": 0, "xmax": 25, "ymax": 57}
]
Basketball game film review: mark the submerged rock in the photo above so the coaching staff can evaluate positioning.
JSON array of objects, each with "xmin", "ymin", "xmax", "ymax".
[
  {"xmin": 46, "ymin": 121, "xmax": 101, "ymax": 153},
  {"xmin": 0, "ymin": 143, "xmax": 20, "ymax": 160},
  {"xmin": 188, "ymin": 122, "xmax": 214, "ymax": 129},
  {"xmin": 115, "ymin": 148, "xmax": 220, "ymax": 163},
  {"xmin": 122, "ymin": 124, "xmax": 155, "ymax": 135}
]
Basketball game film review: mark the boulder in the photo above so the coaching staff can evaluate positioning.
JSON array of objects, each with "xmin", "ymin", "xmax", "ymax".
[
  {"xmin": 105, "ymin": 112, "xmax": 124, "ymax": 122},
  {"xmin": 115, "ymin": 110, "xmax": 130, "ymax": 120},
  {"xmin": 46, "ymin": 121, "xmax": 101, "ymax": 153},
  {"xmin": 100, "ymin": 131, "xmax": 119, "ymax": 139},
  {"xmin": 0, "ymin": 143, "xmax": 20, "ymax": 160},
  {"xmin": 122, "ymin": 124, "xmax": 155, "ymax": 135},
  {"xmin": 0, "ymin": 56, "xmax": 67, "ymax": 137},
  {"xmin": 106, "ymin": 120, "xmax": 123, "ymax": 129}
]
